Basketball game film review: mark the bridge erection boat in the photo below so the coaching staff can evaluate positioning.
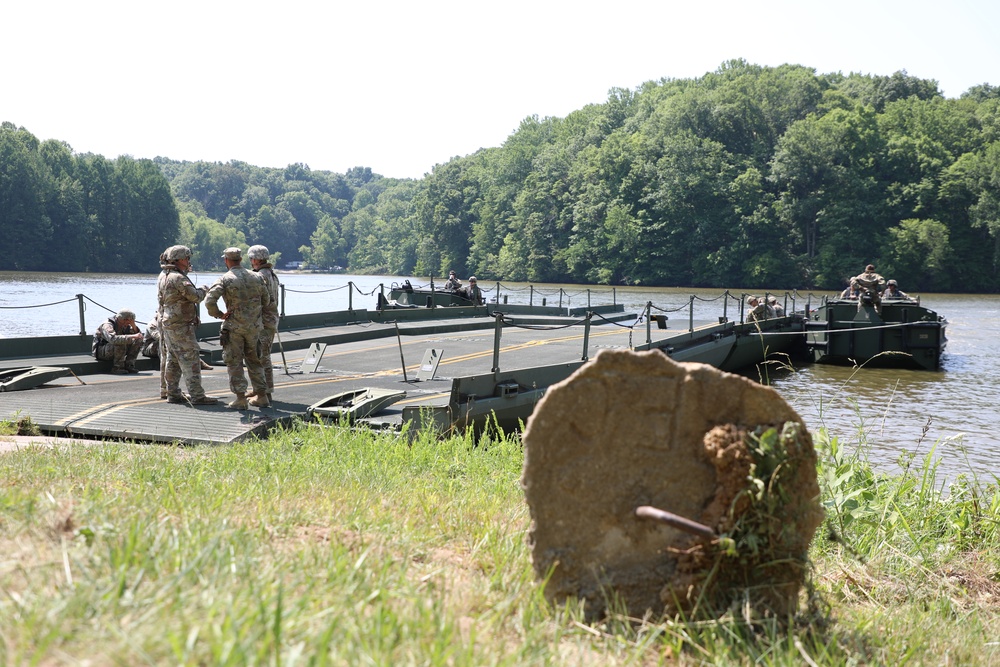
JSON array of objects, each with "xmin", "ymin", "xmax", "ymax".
[{"xmin": 805, "ymin": 295, "xmax": 947, "ymax": 371}]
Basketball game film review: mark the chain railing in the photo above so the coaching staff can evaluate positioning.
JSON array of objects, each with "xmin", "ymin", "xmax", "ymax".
[{"xmin": 2, "ymin": 281, "xmax": 802, "ymax": 338}]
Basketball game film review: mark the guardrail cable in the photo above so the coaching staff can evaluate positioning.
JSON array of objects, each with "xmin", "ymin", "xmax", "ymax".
[
  {"xmin": 0, "ymin": 297, "xmax": 80, "ymax": 309},
  {"xmin": 284, "ymin": 284, "xmax": 350, "ymax": 294}
]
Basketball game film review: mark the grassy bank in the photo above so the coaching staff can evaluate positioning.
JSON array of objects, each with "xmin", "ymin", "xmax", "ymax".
[{"xmin": 2, "ymin": 419, "xmax": 999, "ymax": 665}]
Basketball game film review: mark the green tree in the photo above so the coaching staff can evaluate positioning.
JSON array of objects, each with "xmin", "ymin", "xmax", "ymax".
[
  {"xmin": 0, "ymin": 123, "xmax": 51, "ymax": 269},
  {"xmin": 886, "ymin": 219, "xmax": 953, "ymax": 290}
]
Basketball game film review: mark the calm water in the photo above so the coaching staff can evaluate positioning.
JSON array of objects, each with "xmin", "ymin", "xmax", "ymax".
[{"xmin": 2, "ymin": 271, "xmax": 997, "ymax": 481}]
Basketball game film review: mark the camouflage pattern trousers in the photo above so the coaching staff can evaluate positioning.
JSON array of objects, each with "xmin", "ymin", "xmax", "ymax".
[
  {"xmin": 95, "ymin": 338, "xmax": 141, "ymax": 369},
  {"xmin": 222, "ymin": 326, "xmax": 267, "ymax": 396},
  {"xmin": 161, "ymin": 323, "xmax": 209, "ymax": 400},
  {"xmin": 260, "ymin": 329, "xmax": 276, "ymax": 394}
]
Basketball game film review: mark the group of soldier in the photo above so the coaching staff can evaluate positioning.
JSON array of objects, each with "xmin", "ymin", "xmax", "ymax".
[
  {"xmin": 739, "ymin": 262, "xmax": 910, "ymax": 323},
  {"xmin": 839, "ymin": 264, "xmax": 912, "ymax": 313},
  {"xmin": 443, "ymin": 270, "xmax": 485, "ymax": 304},
  {"xmin": 92, "ymin": 243, "xmax": 280, "ymax": 410}
]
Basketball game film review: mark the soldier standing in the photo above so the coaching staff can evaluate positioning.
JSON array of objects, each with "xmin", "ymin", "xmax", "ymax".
[
  {"xmin": 851, "ymin": 263, "xmax": 886, "ymax": 313},
  {"xmin": 248, "ymin": 244, "xmax": 280, "ymax": 401},
  {"xmin": 205, "ymin": 247, "xmax": 270, "ymax": 410},
  {"xmin": 157, "ymin": 245, "xmax": 219, "ymax": 405}
]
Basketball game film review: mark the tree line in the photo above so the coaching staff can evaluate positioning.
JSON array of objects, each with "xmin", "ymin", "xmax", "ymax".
[
  {"xmin": 0, "ymin": 121, "xmax": 178, "ymax": 273},
  {"xmin": 3, "ymin": 60, "xmax": 1000, "ymax": 291},
  {"xmin": 329, "ymin": 61, "xmax": 1000, "ymax": 292}
]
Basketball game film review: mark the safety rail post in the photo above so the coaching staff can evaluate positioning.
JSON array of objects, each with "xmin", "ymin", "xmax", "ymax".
[
  {"xmin": 280, "ymin": 284, "xmax": 286, "ymax": 319},
  {"xmin": 559, "ymin": 288, "xmax": 563, "ymax": 309},
  {"xmin": 76, "ymin": 294, "xmax": 86, "ymax": 335},
  {"xmin": 740, "ymin": 293, "xmax": 746, "ymax": 323},
  {"xmin": 587, "ymin": 289, "xmax": 591, "ymax": 309},
  {"xmin": 529, "ymin": 285, "xmax": 534, "ymax": 308},
  {"xmin": 380, "ymin": 283, "xmax": 385, "ymax": 306},
  {"xmin": 646, "ymin": 301, "xmax": 652, "ymax": 345},
  {"xmin": 689, "ymin": 296, "xmax": 694, "ymax": 332},
  {"xmin": 582, "ymin": 313, "xmax": 592, "ymax": 361},
  {"xmin": 723, "ymin": 290, "xmax": 729, "ymax": 322},
  {"xmin": 613, "ymin": 288, "xmax": 617, "ymax": 306},
  {"xmin": 492, "ymin": 314, "xmax": 503, "ymax": 374},
  {"xmin": 348, "ymin": 281, "xmax": 354, "ymax": 311},
  {"xmin": 495, "ymin": 282, "xmax": 501, "ymax": 304}
]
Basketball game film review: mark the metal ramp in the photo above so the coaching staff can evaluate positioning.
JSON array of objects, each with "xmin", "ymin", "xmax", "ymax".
[{"xmin": 0, "ymin": 390, "xmax": 288, "ymax": 446}]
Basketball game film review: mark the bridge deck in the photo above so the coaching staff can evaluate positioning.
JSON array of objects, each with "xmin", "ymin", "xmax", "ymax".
[{"xmin": 1, "ymin": 315, "xmax": 638, "ymax": 445}]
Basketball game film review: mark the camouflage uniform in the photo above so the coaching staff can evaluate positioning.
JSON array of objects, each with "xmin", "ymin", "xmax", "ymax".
[
  {"xmin": 92, "ymin": 314, "xmax": 141, "ymax": 373},
  {"xmin": 158, "ymin": 256, "xmax": 212, "ymax": 401},
  {"xmin": 851, "ymin": 265, "xmax": 886, "ymax": 312},
  {"xmin": 461, "ymin": 277, "xmax": 484, "ymax": 304},
  {"xmin": 253, "ymin": 260, "xmax": 280, "ymax": 395},
  {"xmin": 205, "ymin": 261, "xmax": 270, "ymax": 399},
  {"xmin": 142, "ymin": 312, "xmax": 169, "ymax": 398}
]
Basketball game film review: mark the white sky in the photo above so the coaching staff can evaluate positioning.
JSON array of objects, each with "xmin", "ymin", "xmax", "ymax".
[{"xmin": 4, "ymin": 0, "xmax": 999, "ymax": 180}]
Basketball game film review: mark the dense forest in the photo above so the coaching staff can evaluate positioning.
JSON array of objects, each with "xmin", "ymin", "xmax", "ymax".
[{"xmin": 3, "ymin": 60, "xmax": 1000, "ymax": 291}]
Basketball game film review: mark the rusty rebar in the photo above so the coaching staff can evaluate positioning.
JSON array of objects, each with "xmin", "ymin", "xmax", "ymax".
[{"xmin": 635, "ymin": 505, "xmax": 716, "ymax": 539}]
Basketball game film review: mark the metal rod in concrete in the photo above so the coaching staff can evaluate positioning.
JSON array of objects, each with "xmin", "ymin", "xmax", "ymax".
[{"xmin": 635, "ymin": 505, "xmax": 716, "ymax": 539}]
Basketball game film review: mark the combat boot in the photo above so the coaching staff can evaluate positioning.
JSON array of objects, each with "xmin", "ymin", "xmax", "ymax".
[
  {"xmin": 190, "ymin": 395, "xmax": 220, "ymax": 406},
  {"xmin": 227, "ymin": 393, "xmax": 248, "ymax": 410},
  {"xmin": 248, "ymin": 394, "xmax": 270, "ymax": 408}
]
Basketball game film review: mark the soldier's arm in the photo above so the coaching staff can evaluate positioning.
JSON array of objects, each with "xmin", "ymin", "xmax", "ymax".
[
  {"xmin": 204, "ymin": 280, "xmax": 226, "ymax": 319},
  {"xmin": 173, "ymin": 274, "xmax": 205, "ymax": 304},
  {"xmin": 98, "ymin": 322, "xmax": 117, "ymax": 344}
]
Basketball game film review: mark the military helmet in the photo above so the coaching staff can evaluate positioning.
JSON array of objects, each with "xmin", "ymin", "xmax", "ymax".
[
  {"xmin": 164, "ymin": 245, "xmax": 192, "ymax": 261},
  {"xmin": 247, "ymin": 245, "xmax": 270, "ymax": 260}
]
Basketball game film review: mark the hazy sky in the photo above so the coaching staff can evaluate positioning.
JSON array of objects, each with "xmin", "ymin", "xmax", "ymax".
[{"xmin": 5, "ymin": 0, "xmax": 998, "ymax": 180}]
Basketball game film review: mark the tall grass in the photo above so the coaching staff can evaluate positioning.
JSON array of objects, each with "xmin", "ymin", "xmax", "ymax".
[{"xmin": 2, "ymin": 415, "xmax": 1000, "ymax": 665}]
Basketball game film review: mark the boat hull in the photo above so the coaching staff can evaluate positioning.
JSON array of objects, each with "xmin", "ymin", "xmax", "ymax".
[
  {"xmin": 381, "ymin": 286, "xmax": 479, "ymax": 308},
  {"xmin": 806, "ymin": 299, "xmax": 947, "ymax": 371}
]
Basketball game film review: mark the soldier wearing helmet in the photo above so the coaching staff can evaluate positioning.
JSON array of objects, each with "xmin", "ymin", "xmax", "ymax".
[
  {"xmin": 206, "ymin": 247, "xmax": 270, "ymax": 410},
  {"xmin": 248, "ymin": 244, "xmax": 280, "ymax": 401},
  {"xmin": 882, "ymin": 279, "xmax": 911, "ymax": 300},
  {"xmin": 157, "ymin": 246, "xmax": 219, "ymax": 405},
  {"xmin": 850, "ymin": 264, "xmax": 886, "ymax": 313}
]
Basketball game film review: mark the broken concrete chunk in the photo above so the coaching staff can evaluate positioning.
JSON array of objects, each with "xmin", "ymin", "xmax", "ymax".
[{"xmin": 522, "ymin": 349, "xmax": 823, "ymax": 619}]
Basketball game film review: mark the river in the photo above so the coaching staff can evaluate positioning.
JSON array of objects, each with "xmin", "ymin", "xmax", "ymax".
[{"xmin": 1, "ymin": 270, "xmax": 997, "ymax": 481}]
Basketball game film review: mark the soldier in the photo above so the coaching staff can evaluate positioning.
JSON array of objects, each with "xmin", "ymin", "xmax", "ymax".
[
  {"xmin": 205, "ymin": 247, "xmax": 270, "ymax": 410},
  {"xmin": 460, "ymin": 275, "xmax": 484, "ymax": 304},
  {"xmin": 248, "ymin": 244, "xmax": 279, "ymax": 401},
  {"xmin": 443, "ymin": 270, "xmax": 462, "ymax": 291},
  {"xmin": 851, "ymin": 263, "xmax": 886, "ymax": 312},
  {"xmin": 746, "ymin": 296, "xmax": 770, "ymax": 322},
  {"xmin": 882, "ymin": 279, "xmax": 911, "ymax": 300},
  {"xmin": 157, "ymin": 245, "xmax": 219, "ymax": 405},
  {"xmin": 92, "ymin": 309, "xmax": 143, "ymax": 374}
]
